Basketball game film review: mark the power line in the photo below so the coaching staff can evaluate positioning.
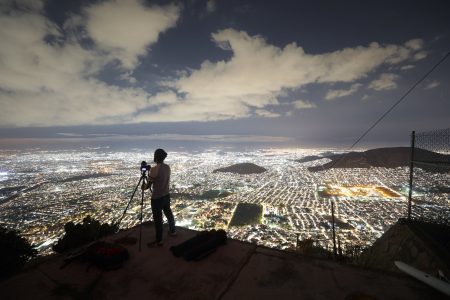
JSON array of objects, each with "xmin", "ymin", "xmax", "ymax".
[
  {"xmin": 324, "ymin": 49, "xmax": 450, "ymax": 171},
  {"xmin": 348, "ymin": 49, "xmax": 450, "ymax": 151},
  {"xmin": 319, "ymin": 49, "xmax": 450, "ymax": 245}
]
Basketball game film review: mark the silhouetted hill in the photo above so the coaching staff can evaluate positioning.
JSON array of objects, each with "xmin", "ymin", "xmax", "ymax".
[
  {"xmin": 308, "ymin": 147, "xmax": 450, "ymax": 172},
  {"xmin": 213, "ymin": 163, "xmax": 267, "ymax": 174},
  {"xmin": 295, "ymin": 155, "xmax": 322, "ymax": 163},
  {"xmin": 60, "ymin": 173, "xmax": 112, "ymax": 183},
  {"xmin": 295, "ymin": 151, "xmax": 339, "ymax": 164}
]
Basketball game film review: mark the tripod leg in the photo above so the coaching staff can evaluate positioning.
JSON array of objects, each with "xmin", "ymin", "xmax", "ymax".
[
  {"xmin": 139, "ymin": 177, "xmax": 146, "ymax": 252},
  {"xmin": 115, "ymin": 175, "xmax": 144, "ymax": 229}
]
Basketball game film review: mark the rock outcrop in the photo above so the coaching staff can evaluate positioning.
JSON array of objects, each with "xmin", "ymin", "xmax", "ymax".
[{"xmin": 359, "ymin": 220, "xmax": 450, "ymax": 276}]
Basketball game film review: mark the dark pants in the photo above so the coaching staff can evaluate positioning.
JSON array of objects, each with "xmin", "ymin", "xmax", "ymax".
[{"xmin": 151, "ymin": 194, "xmax": 175, "ymax": 242}]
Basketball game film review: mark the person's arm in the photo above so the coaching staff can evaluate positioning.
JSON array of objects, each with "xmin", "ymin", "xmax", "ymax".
[
  {"xmin": 142, "ymin": 180, "xmax": 152, "ymax": 190},
  {"xmin": 142, "ymin": 165, "xmax": 159, "ymax": 190}
]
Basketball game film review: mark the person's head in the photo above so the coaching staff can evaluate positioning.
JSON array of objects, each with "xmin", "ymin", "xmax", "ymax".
[{"xmin": 154, "ymin": 148, "xmax": 167, "ymax": 163}]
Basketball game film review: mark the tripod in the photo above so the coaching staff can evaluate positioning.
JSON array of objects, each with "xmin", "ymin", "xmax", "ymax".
[{"xmin": 115, "ymin": 166, "xmax": 149, "ymax": 251}]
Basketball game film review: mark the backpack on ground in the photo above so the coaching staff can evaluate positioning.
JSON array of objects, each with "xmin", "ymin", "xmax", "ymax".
[
  {"xmin": 170, "ymin": 229, "xmax": 227, "ymax": 261},
  {"xmin": 61, "ymin": 241, "xmax": 129, "ymax": 271}
]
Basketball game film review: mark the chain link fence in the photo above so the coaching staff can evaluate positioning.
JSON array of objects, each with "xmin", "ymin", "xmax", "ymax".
[{"xmin": 409, "ymin": 128, "xmax": 450, "ymax": 225}]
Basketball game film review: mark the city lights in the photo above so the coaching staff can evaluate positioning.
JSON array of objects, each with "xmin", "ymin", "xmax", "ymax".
[{"xmin": 0, "ymin": 148, "xmax": 449, "ymax": 254}]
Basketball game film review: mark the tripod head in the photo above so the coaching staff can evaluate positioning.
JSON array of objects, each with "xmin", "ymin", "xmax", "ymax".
[
  {"xmin": 140, "ymin": 161, "xmax": 151, "ymax": 176},
  {"xmin": 114, "ymin": 161, "xmax": 150, "ymax": 230}
]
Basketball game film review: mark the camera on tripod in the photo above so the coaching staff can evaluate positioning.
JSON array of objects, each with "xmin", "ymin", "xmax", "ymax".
[
  {"xmin": 141, "ymin": 161, "xmax": 151, "ymax": 173},
  {"xmin": 115, "ymin": 160, "xmax": 152, "ymax": 251}
]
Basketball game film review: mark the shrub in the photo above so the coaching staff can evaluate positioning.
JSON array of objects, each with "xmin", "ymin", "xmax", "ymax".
[
  {"xmin": 0, "ymin": 226, "xmax": 37, "ymax": 279},
  {"xmin": 52, "ymin": 216, "xmax": 118, "ymax": 253}
]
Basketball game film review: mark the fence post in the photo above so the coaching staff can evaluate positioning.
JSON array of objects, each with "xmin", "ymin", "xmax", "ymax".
[{"xmin": 408, "ymin": 130, "xmax": 415, "ymax": 220}]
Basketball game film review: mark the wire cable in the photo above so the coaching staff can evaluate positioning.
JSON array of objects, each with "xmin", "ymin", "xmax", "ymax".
[
  {"xmin": 348, "ymin": 49, "xmax": 450, "ymax": 151},
  {"xmin": 322, "ymin": 49, "xmax": 450, "ymax": 171}
]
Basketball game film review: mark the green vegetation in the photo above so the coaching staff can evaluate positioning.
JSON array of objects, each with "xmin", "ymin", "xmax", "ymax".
[
  {"xmin": 52, "ymin": 216, "xmax": 118, "ymax": 253},
  {"xmin": 294, "ymin": 235, "xmax": 369, "ymax": 262},
  {"xmin": 296, "ymin": 238, "xmax": 331, "ymax": 258},
  {"xmin": 0, "ymin": 226, "xmax": 37, "ymax": 279}
]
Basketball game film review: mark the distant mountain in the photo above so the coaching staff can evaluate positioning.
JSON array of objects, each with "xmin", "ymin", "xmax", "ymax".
[
  {"xmin": 308, "ymin": 147, "xmax": 450, "ymax": 172},
  {"xmin": 295, "ymin": 155, "xmax": 322, "ymax": 163},
  {"xmin": 295, "ymin": 152, "xmax": 339, "ymax": 164},
  {"xmin": 60, "ymin": 173, "xmax": 112, "ymax": 183},
  {"xmin": 213, "ymin": 163, "xmax": 267, "ymax": 174}
]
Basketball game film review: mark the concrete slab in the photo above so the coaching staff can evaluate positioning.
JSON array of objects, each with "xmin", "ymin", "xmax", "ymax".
[
  {"xmin": 223, "ymin": 247, "xmax": 447, "ymax": 300},
  {"xmin": 0, "ymin": 224, "xmax": 447, "ymax": 300}
]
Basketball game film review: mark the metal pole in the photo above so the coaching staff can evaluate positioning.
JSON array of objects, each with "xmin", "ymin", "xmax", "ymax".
[
  {"xmin": 408, "ymin": 131, "xmax": 415, "ymax": 220},
  {"xmin": 331, "ymin": 200, "xmax": 337, "ymax": 259}
]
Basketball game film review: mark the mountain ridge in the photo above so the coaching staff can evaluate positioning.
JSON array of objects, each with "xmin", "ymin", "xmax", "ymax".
[{"xmin": 306, "ymin": 147, "xmax": 450, "ymax": 172}]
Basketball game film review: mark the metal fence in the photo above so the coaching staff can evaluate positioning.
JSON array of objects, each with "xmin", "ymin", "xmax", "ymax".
[{"xmin": 408, "ymin": 128, "xmax": 450, "ymax": 225}]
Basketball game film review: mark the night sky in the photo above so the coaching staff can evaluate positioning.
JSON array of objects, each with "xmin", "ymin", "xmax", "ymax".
[{"xmin": 0, "ymin": 0, "xmax": 449, "ymax": 147}]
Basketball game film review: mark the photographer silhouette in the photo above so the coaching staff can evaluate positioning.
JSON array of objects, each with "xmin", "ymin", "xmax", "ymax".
[{"xmin": 142, "ymin": 149, "xmax": 176, "ymax": 246}]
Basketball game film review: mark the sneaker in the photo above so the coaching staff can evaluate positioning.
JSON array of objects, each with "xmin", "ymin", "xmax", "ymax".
[
  {"xmin": 168, "ymin": 231, "xmax": 177, "ymax": 237},
  {"xmin": 147, "ymin": 240, "xmax": 163, "ymax": 247}
]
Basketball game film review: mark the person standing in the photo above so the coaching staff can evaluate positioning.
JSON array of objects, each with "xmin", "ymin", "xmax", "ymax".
[{"xmin": 142, "ymin": 148, "xmax": 176, "ymax": 246}]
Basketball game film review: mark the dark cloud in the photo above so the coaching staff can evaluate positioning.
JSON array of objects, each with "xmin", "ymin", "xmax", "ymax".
[{"xmin": 0, "ymin": 0, "xmax": 449, "ymax": 147}]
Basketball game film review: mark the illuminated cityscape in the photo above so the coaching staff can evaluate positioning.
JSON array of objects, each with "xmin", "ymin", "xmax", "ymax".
[{"xmin": 1, "ymin": 146, "xmax": 449, "ymax": 255}]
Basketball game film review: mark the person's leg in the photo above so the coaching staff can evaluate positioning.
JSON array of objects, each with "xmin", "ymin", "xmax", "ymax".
[
  {"xmin": 162, "ymin": 194, "xmax": 176, "ymax": 234},
  {"xmin": 151, "ymin": 198, "xmax": 163, "ymax": 242}
]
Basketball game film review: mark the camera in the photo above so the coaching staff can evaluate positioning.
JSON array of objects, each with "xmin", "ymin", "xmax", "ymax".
[{"xmin": 141, "ymin": 161, "xmax": 151, "ymax": 172}]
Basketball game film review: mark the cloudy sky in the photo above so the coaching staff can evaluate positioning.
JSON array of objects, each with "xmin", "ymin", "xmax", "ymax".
[{"xmin": 0, "ymin": 0, "xmax": 449, "ymax": 147}]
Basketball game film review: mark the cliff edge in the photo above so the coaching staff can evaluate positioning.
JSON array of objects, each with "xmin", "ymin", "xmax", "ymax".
[{"xmin": 359, "ymin": 219, "xmax": 450, "ymax": 276}]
